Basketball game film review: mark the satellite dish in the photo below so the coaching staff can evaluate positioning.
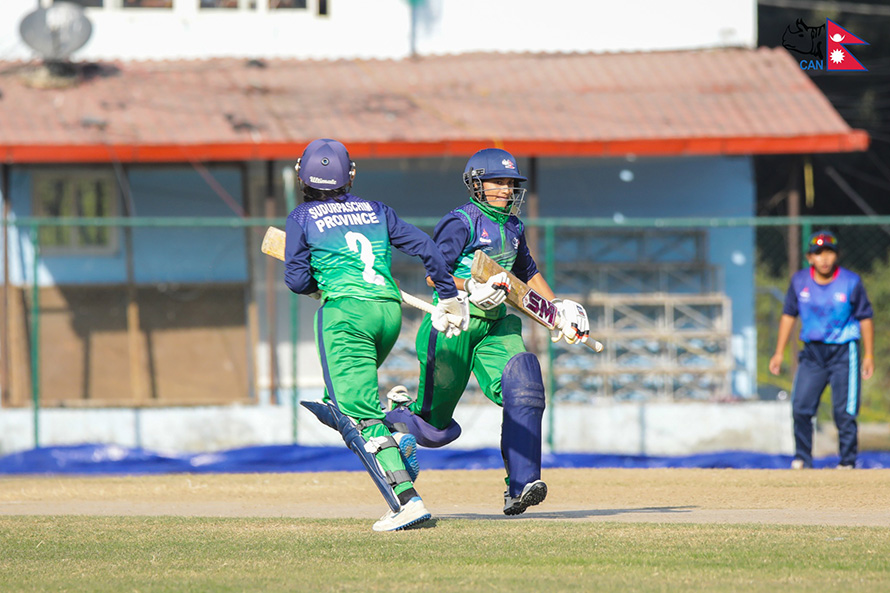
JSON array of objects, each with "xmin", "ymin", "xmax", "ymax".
[{"xmin": 19, "ymin": 2, "xmax": 93, "ymax": 61}]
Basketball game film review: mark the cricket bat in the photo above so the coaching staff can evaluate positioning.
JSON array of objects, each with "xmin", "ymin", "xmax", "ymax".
[
  {"xmin": 470, "ymin": 250, "xmax": 604, "ymax": 353},
  {"xmin": 260, "ymin": 226, "xmax": 440, "ymax": 316}
]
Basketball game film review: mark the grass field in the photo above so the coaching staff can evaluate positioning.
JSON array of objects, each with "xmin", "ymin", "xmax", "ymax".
[{"xmin": 1, "ymin": 469, "xmax": 889, "ymax": 592}]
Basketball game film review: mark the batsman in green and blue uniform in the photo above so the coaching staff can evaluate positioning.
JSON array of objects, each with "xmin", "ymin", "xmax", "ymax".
[
  {"xmin": 284, "ymin": 139, "xmax": 468, "ymax": 532},
  {"xmin": 385, "ymin": 148, "xmax": 592, "ymax": 515}
]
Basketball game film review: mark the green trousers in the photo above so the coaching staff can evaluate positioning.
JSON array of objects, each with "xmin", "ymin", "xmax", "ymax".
[
  {"xmin": 315, "ymin": 298, "xmax": 411, "ymax": 494},
  {"xmin": 413, "ymin": 312, "xmax": 526, "ymax": 429}
]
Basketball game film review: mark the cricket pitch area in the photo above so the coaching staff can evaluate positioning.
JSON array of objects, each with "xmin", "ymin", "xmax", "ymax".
[
  {"xmin": 3, "ymin": 468, "xmax": 890, "ymax": 592},
  {"xmin": 2, "ymin": 467, "xmax": 889, "ymax": 526}
]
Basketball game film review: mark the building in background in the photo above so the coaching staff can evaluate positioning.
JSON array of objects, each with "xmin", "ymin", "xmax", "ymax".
[
  {"xmin": 0, "ymin": 0, "xmax": 868, "ymax": 453},
  {"xmin": 2, "ymin": 0, "xmax": 756, "ymax": 61}
]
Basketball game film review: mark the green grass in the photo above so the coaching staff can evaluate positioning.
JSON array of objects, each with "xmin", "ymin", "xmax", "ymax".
[{"xmin": 1, "ymin": 517, "xmax": 889, "ymax": 592}]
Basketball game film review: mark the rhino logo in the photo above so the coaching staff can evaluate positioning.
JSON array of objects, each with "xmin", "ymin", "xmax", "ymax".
[{"xmin": 783, "ymin": 18, "xmax": 825, "ymax": 60}]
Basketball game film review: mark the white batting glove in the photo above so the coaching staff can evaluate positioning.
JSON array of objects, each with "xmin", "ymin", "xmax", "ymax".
[
  {"xmin": 551, "ymin": 298, "xmax": 589, "ymax": 345},
  {"xmin": 465, "ymin": 272, "xmax": 511, "ymax": 310},
  {"xmin": 431, "ymin": 295, "xmax": 470, "ymax": 338}
]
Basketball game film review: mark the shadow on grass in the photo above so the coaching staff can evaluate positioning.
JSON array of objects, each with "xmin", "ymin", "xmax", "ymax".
[{"xmin": 439, "ymin": 505, "xmax": 698, "ymax": 520}]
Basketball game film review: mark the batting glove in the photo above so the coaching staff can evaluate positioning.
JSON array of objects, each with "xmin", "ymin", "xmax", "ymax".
[
  {"xmin": 551, "ymin": 298, "xmax": 590, "ymax": 344},
  {"xmin": 431, "ymin": 295, "xmax": 469, "ymax": 338},
  {"xmin": 465, "ymin": 272, "xmax": 511, "ymax": 310}
]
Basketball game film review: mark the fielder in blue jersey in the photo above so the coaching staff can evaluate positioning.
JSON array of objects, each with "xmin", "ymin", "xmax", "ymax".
[{"xmin": 769, "ymin": 230, "xmax": 874, "ymax": 469}]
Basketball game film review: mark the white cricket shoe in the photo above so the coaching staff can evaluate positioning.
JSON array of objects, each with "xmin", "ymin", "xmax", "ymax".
[
  {"xmin": 386, "ymin": 385, "xmax": 414, "ymax": 411},
  {"xmin": 790, "ymin": 458, "xmax": 806, "ymax": 470},
  {"xmin": 503, "ymin": 480, "xmax": 548, "ymax": 516},
  {"xmin": 372, "ymin": 496, "xmax": 431, "ymax": 532},
  {"xmin": 394, "ymin": 432, "xmax": 420, "ymax": 482}
]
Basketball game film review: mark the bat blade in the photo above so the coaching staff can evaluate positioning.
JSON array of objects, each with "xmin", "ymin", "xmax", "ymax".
[
  {"xmin": 261, "ymin": 226, "xmax": 287, "ymax": 261},
  {"xmin": 470, "ymin": 250, "xmax": 604, "ymax": 353},
  {"xmin": 470, "ymin": 250, "xmax": 558, "ymax": 329}
]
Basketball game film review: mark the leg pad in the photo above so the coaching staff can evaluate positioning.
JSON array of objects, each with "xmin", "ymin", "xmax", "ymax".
[{"xmin": 501, "ymin": 352, "xmax": 545, "ymax": 498}]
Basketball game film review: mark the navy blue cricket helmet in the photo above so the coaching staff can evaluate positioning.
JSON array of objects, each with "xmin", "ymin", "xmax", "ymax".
[
  {"xmin": 295, "ymin": 139, "xmax": 355, "ymax": 191},
  {"xmin": 463, "ymin": 148, "xmax": 528, "ymax": 216},
  {"xmin": 463, "ymin": 148, "xmax": 528, "ymax": 185}
]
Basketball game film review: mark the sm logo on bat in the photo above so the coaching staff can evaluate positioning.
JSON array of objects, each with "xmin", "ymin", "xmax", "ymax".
[{"xmin": 522, "ymin": 291, "xmax": 558, "ymax": 328}]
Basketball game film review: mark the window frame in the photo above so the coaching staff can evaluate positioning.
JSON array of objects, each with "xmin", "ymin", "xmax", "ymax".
[{"xmin": 31, "ymin": 168, "xmax": 121, "ymax": 257}]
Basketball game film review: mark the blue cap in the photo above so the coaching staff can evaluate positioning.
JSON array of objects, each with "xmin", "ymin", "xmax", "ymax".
[
  {"xmin": 807, "ymin": 230, "xmax": 838, "ymax": 254},
  {"xmin": 297, "ymin": 139, "xmax": 354, "ymax": 190},
  {"xmin": 463, "ymin": 148, "xmax": 527, "ymax": 183}
]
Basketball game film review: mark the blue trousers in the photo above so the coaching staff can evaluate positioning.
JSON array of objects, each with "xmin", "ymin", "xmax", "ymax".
[{"xmin": 791, "ymin": 341, "xmax": 860, "ymax": 467}]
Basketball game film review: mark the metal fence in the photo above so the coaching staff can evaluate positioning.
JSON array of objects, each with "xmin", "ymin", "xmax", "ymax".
[
  {"xmin": 755, "ymin": 220, "xmax": 890, "ymax": 424},
  {"xmin": 3, "ymin": 215, "xmax": 889, "ymax": 443}
]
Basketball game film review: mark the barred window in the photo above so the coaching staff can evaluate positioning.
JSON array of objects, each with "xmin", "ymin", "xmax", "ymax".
[
  {"xmin": 53, "ymin": 0, "xmax": 104, "ymax": 7},
  {"xmin": 33, "ymin": 171, "xmax": 119, "ymax": 255},
  {"xmin": 123, "ymin": 1, "xmax": 173, "ymax": 7},
  {"xmin": 199, "ymin": 1, "xmax": 307, "ymax": 8}
]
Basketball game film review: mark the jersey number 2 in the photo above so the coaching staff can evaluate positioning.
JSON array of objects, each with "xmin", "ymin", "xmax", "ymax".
[{"xmin": 345, "ymin": 231, "xmax": 385, "ymax": 286}]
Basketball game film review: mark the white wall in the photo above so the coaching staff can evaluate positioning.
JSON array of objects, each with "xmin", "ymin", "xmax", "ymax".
[
  {"xmin": 416, "ymin": 0, "xmax": 756, "ymax": 55},
  {"xmin": 1, "ymin": 0, "xmax": 756, "ymax": 61},
  {"xmin": 0, "ymin": 400, "xmax": 793, "ymax": 455}
]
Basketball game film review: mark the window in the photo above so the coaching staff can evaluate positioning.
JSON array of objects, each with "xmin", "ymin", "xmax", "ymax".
[
  {"xmin": 200, "ymin": 0, "xmax": 306, "ymax": 9},
  {"xmin": 33, "ymin": 171, "xmax": 119, "ymax": 255},
  {"xmin": 54, "ymin": 0, "xmax": 104, "ymax": 7},
  {"xmin": 123, "ymin": 1, "xmax": 173, "ymax": 8},
  {"xmin": 200, "ymin": 0, "xmax": 249, "ymax": 8},
  {"xmin": 60, "ymin": 0, "xmax": 310, "ymax": 9},
  {"xmin": 271, "ymin": 0, "xmax": 307, "ymax": 9}
]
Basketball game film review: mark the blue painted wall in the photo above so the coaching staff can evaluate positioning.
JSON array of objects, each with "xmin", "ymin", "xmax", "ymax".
[
  {"xmin": 128, "ymin": 168, "xmax": 247, "ymax": 284},
  {"xmin": 4, "ymin": 156, "xmax": 755, "ymax": 395},
  {"xmin": 357, "ymin": 155, "xmax": 755, "ymax": 339},
  {"xmin": 534, "ymin": 156, "xmax": 755, "ymax": 334},
  {"xmin": 355, "ymin": 155, "xmax": 757, "ymax": 396},
  {"xmin": 3, "ymin": 166, "xmax": 247, "ymax": 285}
]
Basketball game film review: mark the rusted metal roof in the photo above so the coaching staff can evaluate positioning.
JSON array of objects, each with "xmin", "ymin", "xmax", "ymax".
[{"xmin": 0, "ymin": 48, "xmax": 868, "ymax": 163}]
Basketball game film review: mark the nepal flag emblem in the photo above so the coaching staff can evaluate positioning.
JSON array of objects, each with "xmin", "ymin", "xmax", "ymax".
[{"xmin": 826, "ymin": 20, "xmax": 868, "ymax": 71}]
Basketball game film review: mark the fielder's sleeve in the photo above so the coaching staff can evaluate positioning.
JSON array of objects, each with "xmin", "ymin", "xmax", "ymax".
[
  {"xmin": 851, "ymin": 277, "xmax": 874, "ymax": 320},
  {"xmin": 782, "ymin": 278, "xmax": 800, "ymax": 317},
  {"xmin": 511, "ymin": 225, "xmax": 540, "ymax": 283},
  {"xmin": 432, "ymin": 213, "xmax": 471, "ymax": 273},
  {"xmin": 382, "ymin": 203, "xmax": 458, "ymax": 299},
  {"xmin": 284, "ymin": 212, "xmax": 319, "ymax": 295}
]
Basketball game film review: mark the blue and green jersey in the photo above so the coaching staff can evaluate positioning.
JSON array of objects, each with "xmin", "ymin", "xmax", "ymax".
[
  {"xmin": 284, "ymin": 194, "xmax": 456, "ymax": 302},
  {"xmin": 432, "ymin": 201, "xmax": 539, "ymax": 319}
]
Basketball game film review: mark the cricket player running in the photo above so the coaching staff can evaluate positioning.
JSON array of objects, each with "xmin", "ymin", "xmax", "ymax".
[
  {"xmin": 386, "ymin": 148, "xmax": 590, "ymax": 515},
  {"xmin": 284, "ymin": 139, "xmax": 468, "ymax": 531}
]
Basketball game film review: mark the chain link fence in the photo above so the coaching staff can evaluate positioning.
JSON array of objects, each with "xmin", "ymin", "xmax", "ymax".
[
  {"xmin": 3, "ymin": 216, "xmax": 889, "ymax": 423},
  {"xmin": 756, "ymin": 222, "xmax": 890, "ymax": 423}
]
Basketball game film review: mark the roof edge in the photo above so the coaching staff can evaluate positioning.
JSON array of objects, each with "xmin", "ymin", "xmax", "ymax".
[{"xmin": 2, "ymin": 132, "xmax": 869, "ymax": 164}]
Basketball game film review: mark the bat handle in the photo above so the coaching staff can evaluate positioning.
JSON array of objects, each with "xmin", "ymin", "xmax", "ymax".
[
  {"xmin": 586, "ymin": 339, "xmax": 605, "ymax": 353},
  {"xmin": 400, "ymin": 290, "xmax": 464, "ymax": 327},
  {"xmin": 399, "ymin": 290, "xmax": 435, "ymax": 314}
]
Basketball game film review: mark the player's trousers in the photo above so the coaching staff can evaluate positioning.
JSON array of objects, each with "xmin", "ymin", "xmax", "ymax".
[
  {"xmin": 316, "ymin": 297, "xmax": 411, "ymax": 493},
  {"xmin": 791, "ymin": 341, "xmax": 861, "ymax": 467},
  {"xmin": 413, "ymin": 312, "xmax": 526, "ymax": 430}
]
